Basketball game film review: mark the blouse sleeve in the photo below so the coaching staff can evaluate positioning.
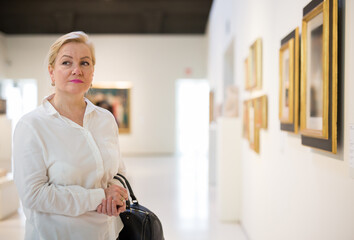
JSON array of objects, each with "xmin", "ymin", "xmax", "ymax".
[
  {"xmin": 108, "ymin": 117, "xmax": 127, "ymax": 188},
  {"xmin": 13, "ymin": 120, "xmax": 105, "ymax": 217}
]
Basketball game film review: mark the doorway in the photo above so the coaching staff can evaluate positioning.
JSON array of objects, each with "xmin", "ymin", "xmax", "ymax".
[{"xmin": 175, "ymin": 78, "xmax": 209, "ymax": 224}]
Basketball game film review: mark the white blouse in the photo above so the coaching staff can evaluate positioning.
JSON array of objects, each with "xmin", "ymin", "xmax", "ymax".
[{"xmin": 13, "ymin": 94, "xmax": 126, "ymax": 240}]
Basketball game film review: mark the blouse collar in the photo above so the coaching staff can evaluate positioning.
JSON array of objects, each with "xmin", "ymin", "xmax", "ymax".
[{"xmin": 42, "ymin": 94, "xmax": 97, "ymax": 116}]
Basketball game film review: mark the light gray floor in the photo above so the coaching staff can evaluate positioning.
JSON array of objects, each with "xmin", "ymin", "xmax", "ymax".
[{"xmin": 0, "ymin": 155, "xmax": 247, "ymax": 240}]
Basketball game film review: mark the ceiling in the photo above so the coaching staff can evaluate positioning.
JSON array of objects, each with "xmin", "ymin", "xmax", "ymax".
[{"xmin": 0, "ymin": 0, "xmax": 213, "ymax": 34}]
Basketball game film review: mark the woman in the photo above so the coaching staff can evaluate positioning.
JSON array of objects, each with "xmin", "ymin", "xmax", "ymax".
[{"xmin": 13, "ymin": 31, "xmax": 128, "ymax": 240}]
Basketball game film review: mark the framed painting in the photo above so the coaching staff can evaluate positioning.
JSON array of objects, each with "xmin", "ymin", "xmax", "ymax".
[
  {"xmin": 279, "ymin": 27, "xmax": 300, "ymax": 133},
  {"xmin": 244, "ymin": 95, "xmax": 267, "ymax": 154},
  {"xmin": 300, "ymin": 0, "xmax": 338, "ymax": 153},
  {"xmin": 255, "ymin": 95, "xmax": 268, "ymax": 130},
  {"xmin": 243, "ymin": 100, "xmax": 249, "ymax": 139},
  {"xmin": 0, "ymin": 99, "xmax": 6, "ymax": 114},
  {"xmin": 248, "ymin": 99, "xmax": 259, "ymax": 153},
  {"xmin": 248, "ymin": 38, "xmax": 262, "ymax": 90},
  {"xmin": 87, "ymin": 82, "xmax": 131, "ymax": 134}
]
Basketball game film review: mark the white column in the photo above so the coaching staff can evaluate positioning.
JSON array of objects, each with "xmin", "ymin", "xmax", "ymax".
[{"xmin": 216, "ymin": 117, "xmax": 242, "ymax": 221}]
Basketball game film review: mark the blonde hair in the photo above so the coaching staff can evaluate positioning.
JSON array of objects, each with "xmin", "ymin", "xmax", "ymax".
[{"xmin": 48, "ymin": 31, "xmax": 96, "ymax": 67}]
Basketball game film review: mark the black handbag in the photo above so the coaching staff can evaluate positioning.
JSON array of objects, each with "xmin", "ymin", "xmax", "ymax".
[{"xmin": 114, "ymin": 173, "xmax": 165, "ymax": 240}]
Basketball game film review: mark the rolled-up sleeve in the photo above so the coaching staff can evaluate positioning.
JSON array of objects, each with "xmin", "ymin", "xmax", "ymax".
[{"xmin": 13, "ymin": 120, "xmax": 105, "ymax": 217}]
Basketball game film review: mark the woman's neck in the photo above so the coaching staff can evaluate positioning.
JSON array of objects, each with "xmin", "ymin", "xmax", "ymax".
[{"xmin": 49, "ymin": 92, "xmax": 87, "ymax": 125}]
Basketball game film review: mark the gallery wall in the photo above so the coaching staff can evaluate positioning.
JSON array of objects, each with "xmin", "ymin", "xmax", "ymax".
[
  {"xmin": 208, "ymin": 0, "xmax": 354, "ymax": 239},
  {"xmin": 3, "ymin": 35, "xmax": 206, "ymax": 155},
  {"xmin": 0, "ymin": 33, "xmax": 7, "ymax": 79}
]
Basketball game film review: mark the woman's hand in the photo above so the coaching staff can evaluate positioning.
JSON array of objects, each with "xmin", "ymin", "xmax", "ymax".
[
  {"xmin": 96, "ymin": 185, "xmax": 128, "ymax": 216},
  {"xmin": 96, "ymin": 197, "xmax": 126, "ymax": 217},
  {"xmin": 104, "ymin": 184, "xmax": 129, "ymax": 203}
]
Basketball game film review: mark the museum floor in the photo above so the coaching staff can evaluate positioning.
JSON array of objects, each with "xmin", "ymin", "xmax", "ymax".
[{"xmin": 0, "ymin": 155, "xmax": 247, "ymax": 240}]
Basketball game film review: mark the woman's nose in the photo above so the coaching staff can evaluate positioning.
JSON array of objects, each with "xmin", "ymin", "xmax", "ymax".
[{"xmin": 72, "ymin": 65, "xmax": 83, "ymax": 75}]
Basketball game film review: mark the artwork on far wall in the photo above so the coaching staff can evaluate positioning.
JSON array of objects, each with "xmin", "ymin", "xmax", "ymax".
[
  {"xmin": 300, "ymin": 0, "xmax": 338, "ymax": 153},
  {"xmin": 255, "ymin": 95, "xmax": 268, "ymax": 130},
  {"xmin": 248, "ymin": 99, "xmax": 258, "ymax": 152},
  {"xmin": 247, "ymin": 38, "xmax": 262, "ymax": 91},
  {"xmin": 279, "ymin": 27, "xmax": 300, "ymax": 133},
  {"xmin": 0, "ymin": 99, "xmax": 6, "ymax": 115},
  {"xmin": 243, "ymin": 95, "xmax": 268, "ymax": 154},
  {"xmin": 87, "ymin": 82, "xmax": 131, "ymax": 134},
  {"xmin": 223, "ymin": 86, "xmax": 239, "ymax": 117},
  {"xmin": 243, "ymin": 100, "xmax": 249, "ymax": 139}
]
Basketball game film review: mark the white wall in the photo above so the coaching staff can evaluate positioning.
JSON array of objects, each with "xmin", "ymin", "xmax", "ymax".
[
  {"xmin": 0, "ymin": 116, "xmax": 12, "ymax": 172},
  {"xmin": 5, "ymin": 35, "xmax": 206, "ymax": 155},
  {"xmin": 208, "ymin": 0, "xmax": 354, "ymax": 239},
  {"xmin": 0, "ymin": 32, "xmax": 7, "ymax": 79}
]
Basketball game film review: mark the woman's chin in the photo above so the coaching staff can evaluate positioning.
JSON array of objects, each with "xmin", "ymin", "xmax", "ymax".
[{"xmin": 60, "ymin": 86, "xmax": 90, "ymax": 96}]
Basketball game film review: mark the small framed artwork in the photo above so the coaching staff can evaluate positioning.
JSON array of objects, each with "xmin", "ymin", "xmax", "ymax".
[
  {"xmin": 243, "ymin": 100, "xmax": 249, "ymax": 139},
  {"xmin": 255, "ymin": 95, "xmax": 268, "ymax": 130},
  {"xmin": 244, "ymin": 95, "xmax": 268, "ymax": 154},
  {"xmin": 300, "ymin": 0, "xmax": 339, "ymax": 153},
  {"xmin": 87, "ymin": 82, "xmax": 131, "ymax": 134},
  {"xmin": 279, "ymin": 27, "xmax": 300, "ymax": 133},
  {"xmin": 248, "ymin": 38, "xmax": 262, "ymax": 90},
  {"xmin": 0, "ymin": 99, "xmax": 6, "ymax": 114},
  {"xmin": 248, "ymin": 99, "xmax": 259, "ymax": 153}
]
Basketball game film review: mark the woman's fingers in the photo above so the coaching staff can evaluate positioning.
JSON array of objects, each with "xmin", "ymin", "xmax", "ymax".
[
  {"xmin": 97, "ymin": 203, "xmax": 102, "ymax": 213},
  {"xmin": 102, "ymin": 199, "xmax": 107, "ymax": 215},
  {"xmin": 117, "ymin": 187, "xmax": 129, "ymax": 200},
  {"xmin": 105, "ymin": 185, "xmax": 128, "ymax": 201},
  {"xmin": 107, "ymin": 197, "xmax": 112, "ymax": 216},
  {"xmin": 117, "ymin": 201, "xmax": 126, "ymax": 215},
  {"xmin": 98, "ymin": 198, "xmax": 123, "ymax": 217},
  {"xmin": 112, "ymin": 199, "xmax": 118, "ymax": 217},
  {"xmin": 111, "ymin": 185, "xmax": 129, "ymax": 200},
  {"xmin": 101, "ymin": 184, "xmax": 130, "ymax": 216}
]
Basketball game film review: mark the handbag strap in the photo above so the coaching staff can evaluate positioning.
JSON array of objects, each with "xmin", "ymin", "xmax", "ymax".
[{"xmin": 114, "ymin": 173, "xmax": 139, "ymax": 204}]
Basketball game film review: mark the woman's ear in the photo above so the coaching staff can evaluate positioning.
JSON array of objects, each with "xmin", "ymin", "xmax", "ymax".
[{"xmin": 48, "ymin": 65, "xmax": 54, "ymax": 80}]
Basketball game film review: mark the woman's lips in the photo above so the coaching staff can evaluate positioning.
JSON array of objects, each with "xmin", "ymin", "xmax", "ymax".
[{"xmin": 70, "ymin": 79, "xmax": 83, "ymax": 83}]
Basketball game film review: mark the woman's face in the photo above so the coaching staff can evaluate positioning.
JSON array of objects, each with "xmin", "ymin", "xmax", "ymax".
[{"xmin": 49, "ymin": 42, "xmax": 94, "ymax": 96}]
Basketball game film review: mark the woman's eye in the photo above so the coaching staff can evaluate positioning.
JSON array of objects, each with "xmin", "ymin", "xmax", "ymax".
[
  {"xmin": 81, "ymin": 61, "xmax": 90, "ymax": 66},
  {"xmin": 62, "ymin": 61, "xmax": 71, "ymax": 66}
]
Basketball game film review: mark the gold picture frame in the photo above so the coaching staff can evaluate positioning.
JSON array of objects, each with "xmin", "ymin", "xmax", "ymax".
[
  {"xmin": 87, "ymin": 82, "xmax": 131, "ymax": 134},
  {"xmin": 279, "ymin": 27, "xmax": 300, "ymax": 133},
  {"xmin": 243, "ymin": 100, "xmax": 249, "ymax": 139},
  {"xmin": 248, "ymin": 38, "xmax": 262, "ymax": 91},
  {"xmin": 244, "ymin": 95, "xmax": 268, "ymax": 154},
  {"xmin": 255, "ymin": 95, "xmax": 268, "ymax": 130},
  {"xmin": 248, "ymin": 99, "xmax": 259, "ymax": 152},
  {"xmin": 300, "ymin": 0, "xmax": 338, "ymax": 153}
]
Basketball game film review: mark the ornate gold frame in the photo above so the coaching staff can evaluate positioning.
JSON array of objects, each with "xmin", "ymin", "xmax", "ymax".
[
  {"xmin": 248, "ymin": 100, "xmax": 259, "ymax": 153},
  {"xmin": 300, "ymin": 0, "xmax": 338, "ymax": 153},
  {"xmin": 279, "ymin": 40, "xmax": 294, "ymax": 124},
  {"xmin": 248, "ymin": 38, "xmax": 262, "ymax": 90},
  {"xmin": 279, "ymin": 28, "xmax": 300, "ymax": 133},
  {"xmin": 243, "ymin": 100, "xmax": 249, "ymax": 139},
  {"xmin": 300, "ymin": 1, "xmax": 329, "ymax": 139},
  {"xmin": 255, "ymin": 95, "xmax": 268, "ymax": 130},
  {"xmin": 244, "ymin": 95, "xmax": 267, "ymax": 154}
]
